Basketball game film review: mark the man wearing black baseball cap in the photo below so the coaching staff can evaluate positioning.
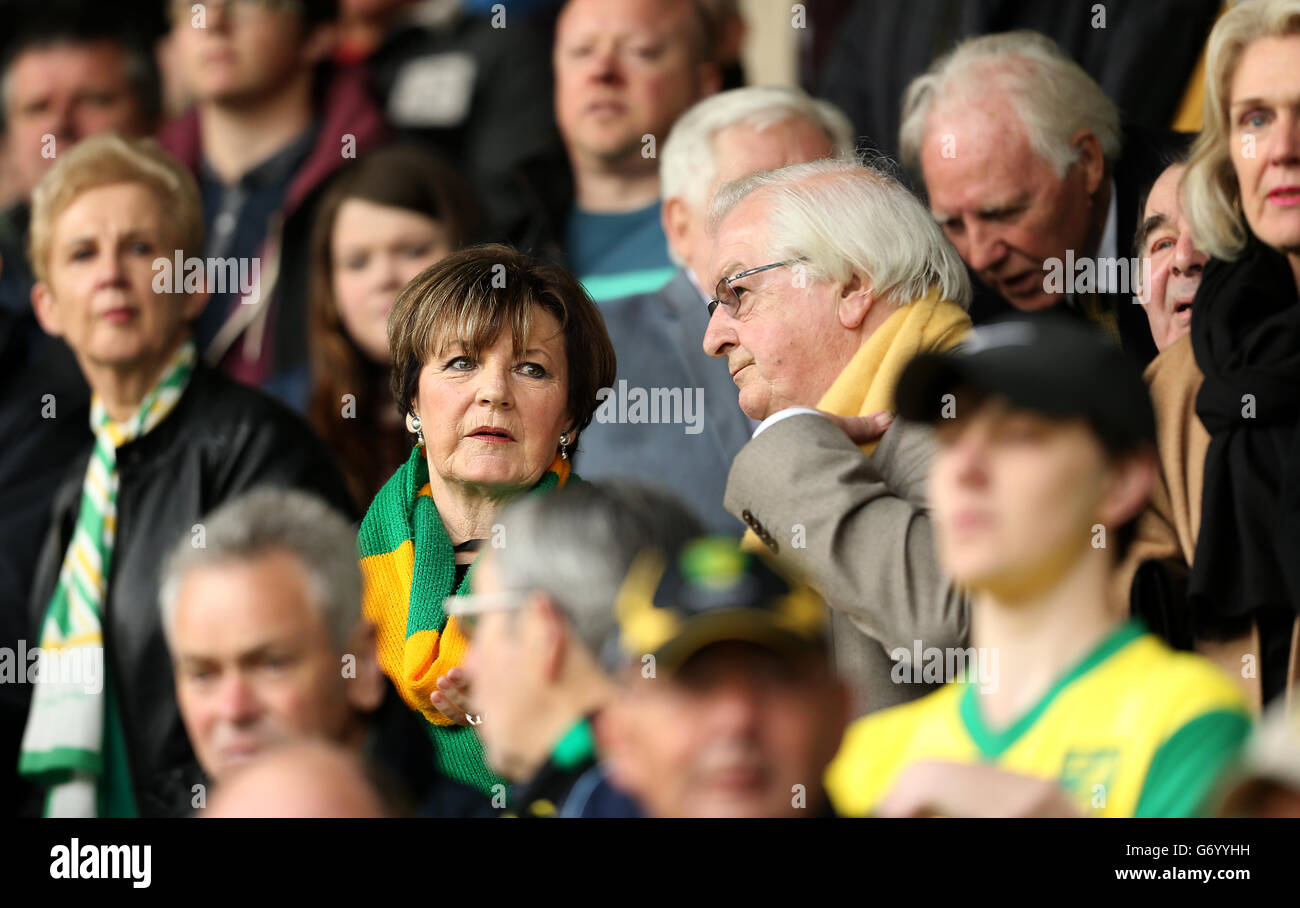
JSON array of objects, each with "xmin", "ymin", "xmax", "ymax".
[
  {"xmin": 594, "ymin": 538, "xmax": 849, "ymax": 818},
  {"xmin": 827, "ymin": 315, "xmax": 1251, "ymax": 817}
]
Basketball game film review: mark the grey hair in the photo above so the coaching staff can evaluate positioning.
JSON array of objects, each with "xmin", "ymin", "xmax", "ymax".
[
  {"xmin": 898, "ymin": 30, "xmax": 1121, "ymax": 179},
  {"xmin": 708, "ymin": 157, "xmax": 973, "ymax": 309},
  {"xmin": 660, "ymin": 85, "xmax": 857, "ymax": 256},
  {"xmin": 159, "ymin": 488, "xmax": 361, "ymax": 652},
  {"xmin": 490, "ymin": 481, "xmax": 706, "ymax": 655}
]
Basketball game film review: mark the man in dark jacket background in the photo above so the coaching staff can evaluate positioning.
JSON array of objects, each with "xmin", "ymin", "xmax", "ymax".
[
  {"xmin": 897, "ymin": 29, "xmax": 1187, "ymax": 366},
  {"xmin": 158, "ymin": 0, "xmax": 389, "ymax": 409}
]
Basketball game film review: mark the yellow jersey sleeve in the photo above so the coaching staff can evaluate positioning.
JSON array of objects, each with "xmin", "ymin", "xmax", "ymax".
[{"xmin": 825, "ymin": 685, "xmax": 970, "ymax": 817}]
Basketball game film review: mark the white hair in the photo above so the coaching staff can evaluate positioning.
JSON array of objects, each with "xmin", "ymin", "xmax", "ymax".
[
  {"xmin": 898, "ymin": 30, "xmax": 1121, "ymax": 179},
  {"xmin": 660, "ymin": 86, "xmax": 856, "ymax": 263},
  {"xmin": 708, "ymin": 157, "xmax": 973, "ymax": 309},
  {"xmin": 159, "ymin": 488, "xmax": 361, "ymax": 652}
]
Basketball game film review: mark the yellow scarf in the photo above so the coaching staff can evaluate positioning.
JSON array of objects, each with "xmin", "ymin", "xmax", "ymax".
[
  {"xmin": 816, "ymin": 287, "xmax": 972, "ymax": 455},
  {"xmin": 742, "ymin": 288, "xmax": 970, "ymax": 550}
]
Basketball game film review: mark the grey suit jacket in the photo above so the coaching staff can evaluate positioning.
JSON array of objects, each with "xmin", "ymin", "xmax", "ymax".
[
  {"xmin": 575, "ymin": 269, "xmax": 753, "ymax": 535},
  {"xmin": 724, "ymin": 412, "xmax": 970, "ymax": 716}
]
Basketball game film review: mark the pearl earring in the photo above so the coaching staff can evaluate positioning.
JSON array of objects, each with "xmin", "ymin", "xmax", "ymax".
[
  {"xmin": 559, "ymin": 432, "xmax": 571, "ymax": 460},
  {"xmin": 410, "ymin": 413, "xmax": 424, "ymax": 446}
]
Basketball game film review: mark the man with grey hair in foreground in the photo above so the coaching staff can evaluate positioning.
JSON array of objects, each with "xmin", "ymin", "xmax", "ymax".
[
  {"xmin": 702, "ymin": 156, "xmax": 972, "ymax": 717},
  {"xmin": 899, "ymin": 30, "xmax": 1184, "ymax": 364},
  {"xmin": 447, "ymin": 480, "xmax": 704, "ymax": 817},
  {"xmin": 160, "ymin": 487, "xmax": 490, "ymax": 817},
  {"xmin": 576, "ymin": 85, "xmax": 856, "ymax": 535}
]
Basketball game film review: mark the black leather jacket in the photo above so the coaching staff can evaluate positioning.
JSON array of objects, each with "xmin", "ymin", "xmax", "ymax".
[{"xmin": 24, "ymin": 363, "xmax": 356, "ymax": 816}]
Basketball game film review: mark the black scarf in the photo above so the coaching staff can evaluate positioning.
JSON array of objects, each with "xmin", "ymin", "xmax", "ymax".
[{"xmin": 1189, "ymin": 233, "xmax": 1300, "ymax": 642}]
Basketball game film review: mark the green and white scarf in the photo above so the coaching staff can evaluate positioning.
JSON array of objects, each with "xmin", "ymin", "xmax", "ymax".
[{"xmin": 19, "ymin": 339, "xmax": 196, "ymax": 817}]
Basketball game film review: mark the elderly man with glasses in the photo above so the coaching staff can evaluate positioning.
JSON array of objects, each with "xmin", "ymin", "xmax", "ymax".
[
  {"xmin": 701, "ymin": 157, "xmax": 975, "ymax": 718},
  {"xmin": 573, "ymin": 85, "xmax": 855, "ymax": 536}
]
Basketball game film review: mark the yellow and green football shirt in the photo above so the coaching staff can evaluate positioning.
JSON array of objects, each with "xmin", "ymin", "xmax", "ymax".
[{"xmin": 826, "ymin": 621, "xmax": 1251, "ymax": 817}]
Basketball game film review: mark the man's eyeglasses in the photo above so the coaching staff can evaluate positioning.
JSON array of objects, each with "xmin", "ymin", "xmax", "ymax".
[
  {"xmin": 707, "ymin": 258, "xmax": 807, "ymax": 318},
  {"xmin": 448, "ymin": 591, "xmax": 527, "ymax": 638}
]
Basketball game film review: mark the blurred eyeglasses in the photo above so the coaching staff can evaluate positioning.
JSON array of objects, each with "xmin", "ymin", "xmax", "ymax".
[
  {"xmin": 707, "ymin": 258, "xmax": 808, "ymax": 318},
  {"xmin": 449, "ymin": 591, "xmax": 527, "ymax": 639},
  {"xmin": 170, "ymin": 0, "xmax": 302, "ymax": 23}
]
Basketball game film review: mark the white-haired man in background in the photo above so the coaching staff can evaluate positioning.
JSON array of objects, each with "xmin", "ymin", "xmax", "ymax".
[
  {"xmin": 899, "ymin": 30, "xmax": 1187, "ymax": 366},
  {"xmin": 702, "ymin": 157, "xmax": 973, "ymax": 715},
  {"xmin": 574, "ymin": 86, "xmax": 854, "ymax": 534}
]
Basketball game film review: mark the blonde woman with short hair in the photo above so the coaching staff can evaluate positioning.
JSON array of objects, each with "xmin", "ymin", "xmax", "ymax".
[{"xmin": 19, "ymin": 133, "xmax": 353, "ymax": 817}]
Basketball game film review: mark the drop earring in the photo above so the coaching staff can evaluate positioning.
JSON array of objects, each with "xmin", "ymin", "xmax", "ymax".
[
  {"xmin": 410, "ymin": 413, "xmax": 424, "ymax": 446},
  {"xmin": 559, "ymin": 431, "xmax": 571, "ymax": 460}
]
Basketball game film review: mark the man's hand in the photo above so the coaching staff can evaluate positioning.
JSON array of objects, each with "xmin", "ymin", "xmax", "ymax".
[
  {"xmin": 430, "ymin": 666, "xmax": 479, "ymax": 727},
  {"xmin": 876, "ymin": 760, "xmax": 1086, "ymax": 818},
  {"xmin": 820, "ymin": 409, "xmax": 894, "ymax": 446}
]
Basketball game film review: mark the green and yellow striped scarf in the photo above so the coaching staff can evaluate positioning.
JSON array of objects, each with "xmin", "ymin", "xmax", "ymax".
[
  {"xmin": 358, "ymin": 443, "xmax": 575, "ymax": 794},
  {"xmin": 20, "ymin": 338, "xmax": 196, "ymax": 817}
]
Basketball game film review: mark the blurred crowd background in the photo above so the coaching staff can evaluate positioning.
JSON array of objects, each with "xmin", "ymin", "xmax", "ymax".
[{"xmin": 0, "ymin": 0, "xmax": 1298, "ymax": 820}]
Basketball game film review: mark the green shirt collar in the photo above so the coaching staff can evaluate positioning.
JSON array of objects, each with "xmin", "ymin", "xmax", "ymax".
[
  {"xmin": 551, "ymin": 717, "xmax": 596, "ymax": 771},
  {"xmin": 960, "ymin": 619, "xmax": 1146, "ymax": 760}
]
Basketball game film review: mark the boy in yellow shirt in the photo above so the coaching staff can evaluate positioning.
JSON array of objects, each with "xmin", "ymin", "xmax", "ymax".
[{"xmin": 826, "ymin": 316, "xmax": 1250, "ymax": 817}]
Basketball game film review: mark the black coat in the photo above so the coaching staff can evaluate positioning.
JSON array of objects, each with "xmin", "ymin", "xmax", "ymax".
[
  {"xmin": 23, "ymin": 363, "xmax": 356, "ymax": 817},
  {"xmin": 0, "ymin": 310, "xmax": 89, "ymax": 816}
]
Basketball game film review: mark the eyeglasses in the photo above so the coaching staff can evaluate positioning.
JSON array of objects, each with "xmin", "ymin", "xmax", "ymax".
[
  {"xmin": 449, "ymin": 591, "xmax": 527, "ymax": 638},
  {"xmin": 707, "ymin": 258, "xmax": 807, "ymax": 318}
]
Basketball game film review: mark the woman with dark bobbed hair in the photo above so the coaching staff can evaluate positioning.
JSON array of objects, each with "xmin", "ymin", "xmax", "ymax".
[{"xmin": 358, "ymin": 244, "xmax": 616, "ymax": 794}]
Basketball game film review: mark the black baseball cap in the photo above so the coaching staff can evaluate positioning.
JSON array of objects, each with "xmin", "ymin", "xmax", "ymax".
[
  {"xmin": 603, "ymin": 537, "xmax": 829, "ymax": 673},
  {"xmin": 894, "ymin": 314, "xmax": 1156, "ymax": 454}
]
